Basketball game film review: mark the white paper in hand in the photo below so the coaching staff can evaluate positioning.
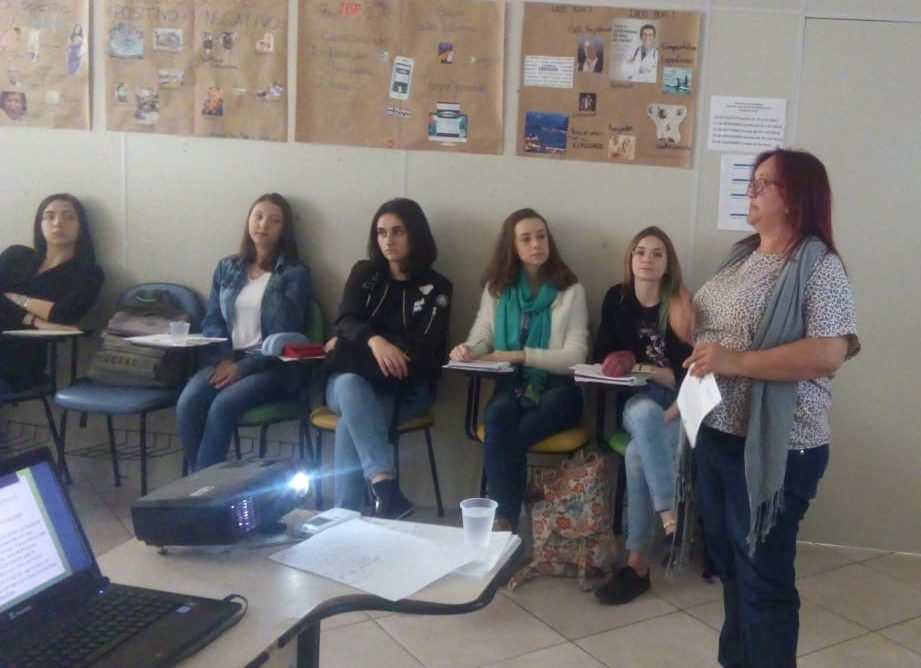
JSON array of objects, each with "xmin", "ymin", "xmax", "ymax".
[{"xmin": 677, "ymin": 368, "xmax": 722, "ymax": 447}]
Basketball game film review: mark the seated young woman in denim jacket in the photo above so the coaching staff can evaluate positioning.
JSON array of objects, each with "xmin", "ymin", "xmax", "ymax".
[
  {"xmin": 324, "ymin": 198, "xmax": 452, "ymax": 519},
  {"xmin": 177, "ymin": 193, "xmax": 311, "ymax": 471},
  {"xmin": 450, "ymin": 208, "xmax": 589, "ymax": 532},
  {"xmin": 1, "ymin": 193, "xmax": 104, "ymax": 395},
  {"xmin": 593, "ymin": 226, "xmax": 693, "ymax": 605}
]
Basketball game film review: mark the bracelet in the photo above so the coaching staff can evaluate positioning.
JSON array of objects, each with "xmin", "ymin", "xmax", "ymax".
[{"xmin": 28, "ymin": 314, "xmax": 37, "ymax": 327}]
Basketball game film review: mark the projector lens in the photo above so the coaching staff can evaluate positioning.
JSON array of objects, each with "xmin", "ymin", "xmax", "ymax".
[{"xmin": 289, "ymin": 471, "xmax": 310, "ymax": 495}]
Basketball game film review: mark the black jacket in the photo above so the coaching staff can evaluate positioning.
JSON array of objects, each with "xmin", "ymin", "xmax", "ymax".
[
  {"xmin": 594, "ymin": 283, "xmax": 692, "ymax": 385},
  {"xmin": 333, "ymin": 260, "xmax": 452, "ymax": 384}
]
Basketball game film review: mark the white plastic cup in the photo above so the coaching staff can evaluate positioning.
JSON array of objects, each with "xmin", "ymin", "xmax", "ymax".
[
  {"xmin": 460, "ymin": 497, "xmax": 498, "ymax": 550},
  {"xmin": 168, "ymin": 320, "xmax": 190, "ymax": 345}
]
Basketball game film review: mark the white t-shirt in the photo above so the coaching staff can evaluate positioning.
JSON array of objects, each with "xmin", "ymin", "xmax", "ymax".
[{"xmin": 232, "ymin": 272, "xmax": 270, "ymax": 351}]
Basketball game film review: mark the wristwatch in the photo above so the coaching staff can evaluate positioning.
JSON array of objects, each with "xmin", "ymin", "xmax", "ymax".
[{"xmin": 17, "ymin": 294, "xmax": 29, "ymax": 308}]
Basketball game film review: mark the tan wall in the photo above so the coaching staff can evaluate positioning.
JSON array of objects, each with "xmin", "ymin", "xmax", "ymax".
[{"xmin": 2, "ymin": 0, "xmax": 917, "ymax": 551}]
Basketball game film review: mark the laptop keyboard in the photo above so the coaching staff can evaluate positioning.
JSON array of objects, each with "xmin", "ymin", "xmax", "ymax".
[{"xmin": 13, "ymin": 585, "xmax": 181, "ymax": 668}]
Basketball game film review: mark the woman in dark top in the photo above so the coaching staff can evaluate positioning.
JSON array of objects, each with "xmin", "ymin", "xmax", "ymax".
[
  {"xmin": 324, "ymin": 198, "xmax": 452, "ymax": 519},
  {"xmin": 593, "ymin": 226, "xmax": 693, "ymax": 605},
  {"xmin": 0, "ymin": 193, "xmax": 104, "ymax": 394}
]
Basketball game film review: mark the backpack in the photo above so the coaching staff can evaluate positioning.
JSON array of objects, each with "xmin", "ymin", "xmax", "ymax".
[
  {"xmin": 87, "ymin": 289, "xmax": 189, "ymax": 388},
  {"xmin": 507, "ymin": 452, "xmax": 618, "ymax": 590}
]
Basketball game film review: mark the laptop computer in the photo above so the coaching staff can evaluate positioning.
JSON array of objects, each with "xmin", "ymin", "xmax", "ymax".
[{"xmin": 0, "ymin": 448, "xmax": 243, "ymax": 668}]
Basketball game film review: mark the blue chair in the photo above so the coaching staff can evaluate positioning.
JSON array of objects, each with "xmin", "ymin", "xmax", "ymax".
[
  {"xmin": 53, "ymin": 283, "xmax": 204, "ymax": 495},
  {"xmin": 1, "ymin": 332, "xmax": 82, "ymax": 477}
]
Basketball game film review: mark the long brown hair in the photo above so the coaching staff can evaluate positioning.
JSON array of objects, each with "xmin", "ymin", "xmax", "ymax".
[
  {"xmin": 481, "ymin": 208, "xmax": 577, "ymax": 297},
  {"xmin": 237, "ymin": 193, "xmax": 300, "ymax": 270},
  {"xmin": 622, "ymin": 226, "xmax": 693, "ymax": 343},
  {"xmin": 33, "ymin": 193, "xmax": 96, "ymax": 268}
]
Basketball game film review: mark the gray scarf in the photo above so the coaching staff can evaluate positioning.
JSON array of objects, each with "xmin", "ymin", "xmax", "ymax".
[
  {"xmin": 721, "ymin": 235, "xmax": 828, "ymax": 554},
  {"xmin": 667, "ymin": 235, "xmax": 828, "ymax": 574}
]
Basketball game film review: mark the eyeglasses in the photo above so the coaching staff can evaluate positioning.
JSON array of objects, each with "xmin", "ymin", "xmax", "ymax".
[{"xmin": 747, "ymin": 177, "xmax": 781, "ymax": 196}]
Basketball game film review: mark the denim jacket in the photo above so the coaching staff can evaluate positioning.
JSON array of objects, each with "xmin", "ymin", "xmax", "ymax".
[{"xmin": 201, "ymin": 255, "xmax": 312, "ymax": 378}]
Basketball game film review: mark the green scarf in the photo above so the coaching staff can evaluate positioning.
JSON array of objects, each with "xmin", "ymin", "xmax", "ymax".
[{"xmin": 495, "ymin": 272, "xmax": 557, "ymax": 404}]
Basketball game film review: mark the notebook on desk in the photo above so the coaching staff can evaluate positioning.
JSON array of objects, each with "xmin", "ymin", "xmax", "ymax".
[{"xmin": 0, "ymin": 448, "xmax": 243, "ymax": 668}]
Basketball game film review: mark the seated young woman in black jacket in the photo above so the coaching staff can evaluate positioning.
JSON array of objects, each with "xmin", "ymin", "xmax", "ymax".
[
  {"xmin": 0, "ymin": 194, "xmax": 104, "ymax": 395},
  {"xmin": 593, "ymin": 226, "xmax": 693, "ymax": 605},
  {"xmin": 324, "ymin": 198, "xmax": 452, "ymax": 519}
]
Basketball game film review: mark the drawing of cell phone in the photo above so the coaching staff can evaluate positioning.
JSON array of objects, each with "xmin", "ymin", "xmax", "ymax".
[{"xmin": 389, "ymin": 56, "xmax": 414, "ymax": 100}]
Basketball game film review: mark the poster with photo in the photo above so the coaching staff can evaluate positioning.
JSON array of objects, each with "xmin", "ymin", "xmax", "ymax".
[
  {"xmin": 517, "ymin": 3, "xmax": 701, "ymax": 168},
  {"xmin": 0, "ymin": 0, "xmax": 90, "ymax": 130},
  {"xmin": 105, "ymin": 0, "xmax": 287, "ymax": 141},
  {"xmin": 296, "ymin": 0, "xmax": 504, "ymax": 154}
]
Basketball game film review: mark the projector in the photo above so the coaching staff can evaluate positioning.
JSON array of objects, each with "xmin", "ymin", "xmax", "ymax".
[{"xmin": 131, "ymin": 458, "xmax": 308, "ymax": 546}]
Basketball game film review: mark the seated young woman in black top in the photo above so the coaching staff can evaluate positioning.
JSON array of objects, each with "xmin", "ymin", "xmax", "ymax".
[{"xmin": 0, "ymin": 194, "xmax": 104, "ymax": 395}]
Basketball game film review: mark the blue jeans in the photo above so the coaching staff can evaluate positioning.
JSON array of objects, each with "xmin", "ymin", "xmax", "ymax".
[
  {"xmin": 482, "ymin": 382, "xmax": 583, "ymax": 524},
  {"xmin": 623, "ymin": 383, "xmax": 680, "ymax": 552},
  {"xmin": 695, "ymin": 424, "xmax": 829, "ymax": 668},
  {"xmin": 177, "ymin": 363, "xmax": 294, "ymax": 471},
  {"xmin": 325, "ymin": 372, "xmax": 433, "ymax": 510}
]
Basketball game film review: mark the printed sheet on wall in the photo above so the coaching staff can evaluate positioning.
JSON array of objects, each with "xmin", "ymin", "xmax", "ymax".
[
  {"xmin": 296, "ymin": 0, "xmax": 505, "ymax": 154},
  {"xmin": 105, "ymin": 0, "xmax": 287, "ymax": 141},
  {"xmin": 0, "ymin": 0, "xmax": 90, "ymax": 130},
  {"xmin": 517, "ymin": 3, "xmax": 701, "ymax": 168}
]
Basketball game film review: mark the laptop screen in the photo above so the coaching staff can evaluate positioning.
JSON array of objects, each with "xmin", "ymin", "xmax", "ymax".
[{"xmin": 0, "ymin": 453, "xmax": 95, "ymax": 617}]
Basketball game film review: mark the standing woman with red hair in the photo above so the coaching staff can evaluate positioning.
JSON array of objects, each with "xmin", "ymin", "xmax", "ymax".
[{"xmin": 685, "ymin": 149, "xmax": 860, "ymax": 668}]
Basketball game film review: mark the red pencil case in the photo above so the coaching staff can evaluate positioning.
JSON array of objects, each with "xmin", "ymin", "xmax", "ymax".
[{"xmin": 282, "ymin": 342, "xmax": 326, "ymax": 358}]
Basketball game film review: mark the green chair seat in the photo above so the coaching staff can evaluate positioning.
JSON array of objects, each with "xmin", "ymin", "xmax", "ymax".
[
  {"xmin": 606, "ymin": 429, "xmax": 630, "ymax": 456},
  {"xmin": 238, "ymin": 401, "xmax": 305, "ymax": 427}
]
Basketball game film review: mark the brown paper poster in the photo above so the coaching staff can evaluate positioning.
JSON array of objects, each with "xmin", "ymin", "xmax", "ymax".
[
  {"xmin": 517, "ymin": 3, "xmax": 701, "ymax": 168},
  {"xmin": 296, "ymin": 0, "xmax": 504, "ymax": 154},
  {"xmin": 105, "ymin": 0, "xmax": 287, "ymax": 141},
  {"xmin": 193, "ymin": 0, "xmax": 287, "ymax": 141},
  {"xmin": 0, "ymin": 0, "xmax": 90, "ymax": 130}
]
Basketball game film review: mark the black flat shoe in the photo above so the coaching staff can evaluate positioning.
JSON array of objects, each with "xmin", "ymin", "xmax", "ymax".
[{"xmin": 594, "ymin": 566, "xmax": 651, "ymax": 605}]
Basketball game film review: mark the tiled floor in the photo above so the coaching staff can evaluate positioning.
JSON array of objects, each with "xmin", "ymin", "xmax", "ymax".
[{"xmin": 60, "ymin": 451, "xmax": 921, "ymax": 668}]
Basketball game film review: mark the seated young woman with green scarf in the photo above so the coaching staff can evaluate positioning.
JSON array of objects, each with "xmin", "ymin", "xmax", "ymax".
[{"xmin": 450, "ymin": 208, "xmax": 589, "ymax": 531}]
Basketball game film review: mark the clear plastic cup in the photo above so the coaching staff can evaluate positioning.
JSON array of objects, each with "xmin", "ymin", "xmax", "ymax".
[
  {"xmin": 460, "ymin": 497, "xmax": 498, "ymax": 550},
  {"xmin": 168, "ymin": 320, "xmax": 190, "ymax": 345}
]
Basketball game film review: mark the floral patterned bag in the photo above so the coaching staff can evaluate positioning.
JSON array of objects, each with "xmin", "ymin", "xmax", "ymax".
[{"xmin": 507, "ymin": 452, "xmax": 618, "ymax": 590}]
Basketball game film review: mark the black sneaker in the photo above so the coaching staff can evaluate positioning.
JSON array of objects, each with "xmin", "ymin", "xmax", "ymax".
[
  {"xmin": 594, "ymin": 566, "xmax": 651, "ymax": 605},
  {"xmin": 371, "ymin": 479, "xmax": 415, "ymax": 520}
]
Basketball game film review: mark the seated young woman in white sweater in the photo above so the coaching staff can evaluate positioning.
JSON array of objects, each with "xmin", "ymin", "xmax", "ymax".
[{"xmin": 450, "ymin": 208, "xmax": 588, "ymax": 531}]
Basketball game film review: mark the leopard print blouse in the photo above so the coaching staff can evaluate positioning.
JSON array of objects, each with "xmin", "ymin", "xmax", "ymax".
[{"xmin": 694, "ymin": 249, "xmax": 859, "ymax": 448}]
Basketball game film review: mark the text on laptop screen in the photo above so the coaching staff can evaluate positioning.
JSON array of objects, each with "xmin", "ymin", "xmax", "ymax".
[{"xmin": 0, "ymin": 459, "xmax": 94, "ymax": 614}]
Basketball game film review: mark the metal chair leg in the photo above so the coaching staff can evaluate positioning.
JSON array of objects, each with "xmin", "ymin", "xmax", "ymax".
[
  {"xmin": 313, "ymin": 429, "xmax": 324, "ymax": 509},
  {"xmin": 233, "ymin": 428, "xmax": 242, "ymax": 460},
  {"xmin": 424, "ymin": 428, "xmax": 444, "ymax": 516},
  {"xmin": 106, "ymin": 414, "xmax": 121, "ymax": 488},
  {"xmin": 139, "ymin": 412, "xmax": 149, "ymax": 496},
  {"xmin": 258, "ymin": 424, "xmax": 270, "ymax": 458},
  {"xmin": 57, "ymin": 409, "xmax": 72, "ymax": 483}
]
